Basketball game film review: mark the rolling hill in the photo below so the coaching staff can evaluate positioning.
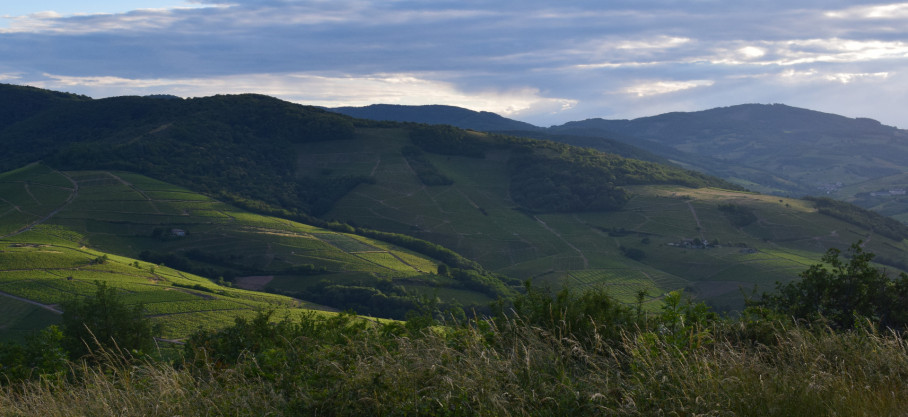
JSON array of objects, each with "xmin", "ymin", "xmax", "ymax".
[
  {"xmin": 330, "ymin": 104, "xmax": 542, "ymax": 132},
  {"xmin": 3, "ymin": 84, "xmax": 908, "ymax": 338},
  {"xmin": 330, "ymin": 103, "xmax": 908, "ymax": 214},
  {"xmin": 549, "ymin": 104, "xmax": 908, "ymax": 197},
  {"xmin": 0, "ymin": 163, "xmax": 314, "ymax": 341},
  {"xmin": 0, "ymin": 162, "xmax": 504, "ymax": 339}
]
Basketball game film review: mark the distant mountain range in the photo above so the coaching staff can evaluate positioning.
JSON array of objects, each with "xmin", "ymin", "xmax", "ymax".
[{"xmin": 331, "ymin": 103, "xmax": 908, "ymax": 220}]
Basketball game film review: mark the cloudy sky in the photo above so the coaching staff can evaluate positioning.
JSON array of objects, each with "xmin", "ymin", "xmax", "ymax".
[{"xmin": 3, "ymin": 1, "xmax": 908, "ymax": 127}]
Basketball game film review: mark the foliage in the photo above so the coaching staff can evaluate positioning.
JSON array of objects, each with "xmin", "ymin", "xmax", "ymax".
[
  {"xmin": 761, "ymin": 241, "xmax": 908, "ymax": 330},
  {"xmin": 0, "ymin": 326, "xmax": 67, "ymax": 384},
  {"xmin": 806, "ymin": 196, "xmax": 908, "ymax": 241},
  {"xmin": 12, "ymin": 284, "xmax": 908, "ymax": 416},
  {"xmin": 620, "ymin": 246, "xmax": 646, "ymax": 261},
  {"xmin": 290, "ymin": 280, "xmax": 424, "ymax": 320},
  {"xmin": 352, "ymin": 227, "xmax": 490, "ymax": 273},
  {"xmin": 0, "ymin": 89, "xmax": 359, "ymax": 216},
  {"xmin": 507, "ymin": 144, "xmax": 734, "ymax": 213},
  {"xmin": 409, "ymin": 125, "xmax": 491, "ymax": 157},
  {"xmin": 60, "ymin": 281, "xmax": 159, "ymax": 358},
  {"xmin": 509, "ymin": 282, "xmax": 640, "ymax": 346},
  {"xmin": 718, "ymin": 203, "xmax": 758, "ymax": 227},
  {"xmin": 401, "ymin": 145, "xmax": 454, "ymax": 186},
  {"xmin": 508, "ymin": 152, "xmax": 631, "ymax": 212}
]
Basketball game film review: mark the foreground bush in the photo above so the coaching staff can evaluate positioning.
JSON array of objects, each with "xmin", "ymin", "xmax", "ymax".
[{"xmin": 3, "ymin": 302, "xmax": 908, "ymax": 416}]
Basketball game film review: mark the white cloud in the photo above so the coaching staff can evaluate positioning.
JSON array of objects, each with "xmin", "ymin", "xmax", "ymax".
[
  {"xmin": 28, "ymin": 72, "xmax": 576, "ymax": 118},
  {"xmin": 614, "ymin": 36, "xmax": 691, "ymax": 51},
  {"xmin": 738, "ymin": 46, "xmax": 766, "ymax": 59},
  {"xmin": 0, "ymin": 3, "xmax": 226, "ymax": 33},
  {"xmin": 4, "ymin": 1, "xmax": 908, "ymax": 128},
  {"xmin": 777, "ymin": 68, "xmax": 891, "ymax": 84},
  {"xmin": 622, "ymin": 80, "xmax": 715, "ymax": 97},
  {"xmin": 825, "ymin": 3, "xmax": 908, "ymax": 19}
]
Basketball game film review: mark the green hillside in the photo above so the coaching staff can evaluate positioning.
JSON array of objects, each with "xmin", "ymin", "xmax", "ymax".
[
  {"xmin": 0, "ymin": 163, "xmax": 327, "ymax": 340},
  {"xmin": 0, "ymin": 163, "xmax": 500, "ymax": 339},
  {"xmin": 324, "ymin": 131, "xmax": 908, "ymax": 309},
  {"xmin": 3, "ymin": 85, "xmax": 908, "ymax": 318},
  {"xmin": 549, "ymin": 104, "xmax": 908, "ymax": 199}
]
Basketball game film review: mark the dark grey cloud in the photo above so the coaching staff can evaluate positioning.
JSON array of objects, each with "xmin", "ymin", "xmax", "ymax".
[{"xmin": 2, "ymin": 0, "xmax": 908, "ymax": 127}]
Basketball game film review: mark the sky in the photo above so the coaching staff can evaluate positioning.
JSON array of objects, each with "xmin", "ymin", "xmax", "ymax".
[{"xmin": 3, "ymin": 1, "xmax": 908, "ymax": 128}]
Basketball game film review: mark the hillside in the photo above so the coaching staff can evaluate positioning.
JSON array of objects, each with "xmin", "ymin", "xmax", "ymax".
[
  {"xmin": 329, "ymin": 103, "xmax": 908, "ymax": 220},
  {"xmin": 3, "ymin": 85, "xmax": 908, "ymax": 318},
  {"xmin": 328, "ymin": 104, "xmax": 674, "ymax": 164},
  {"xmin": 0, "ymin": 163, "xmax": 508, "ymax": 339},
  {"xmin": 0, "ymin": 164, "xmax": 320, "ymax": 341},
  {"xmin": 549, "ymin": 104, "xmax": 908, "ymax": 198},
  {"xmin": 330, "ymin": 104, "xmax": 541, "ymax": 132},
  {"xmin": 323, "ymin": 135, "xmax": 908, "ymax": 310}
]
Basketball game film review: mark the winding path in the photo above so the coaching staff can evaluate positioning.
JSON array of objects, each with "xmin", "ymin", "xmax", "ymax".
[
  {"xmin": 534, "ymin": 215, "xmax": 589, "ymax": 268},
  {"xmin": 0, "ymin": 290, "xmax": 62, "ymax": 314},
  {"xmin": 686, "ymin": 201, "xmax": 705, "ymax": 240}
]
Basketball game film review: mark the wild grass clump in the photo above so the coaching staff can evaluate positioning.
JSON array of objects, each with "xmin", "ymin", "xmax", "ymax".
[{"xmin": 3, "ymin": 284, "xmax": 908, "ymax": 416}]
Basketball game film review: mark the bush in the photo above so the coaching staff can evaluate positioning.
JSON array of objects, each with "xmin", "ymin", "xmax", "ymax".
[
  {"xmin": 761, "ymin": 241, "xmax": 908, "ymax": 330},
  {"xmin": 60, "ymin": 281, "xmax": 159, "ymax": 358}
]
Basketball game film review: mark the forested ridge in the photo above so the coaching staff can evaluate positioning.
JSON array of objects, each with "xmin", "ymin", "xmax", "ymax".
[{"xmin": 0, "ymin": 84, "xmax": 737, "ymax": 218}]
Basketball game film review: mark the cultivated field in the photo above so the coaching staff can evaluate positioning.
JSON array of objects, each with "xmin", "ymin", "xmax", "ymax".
[
  {"xmin": 318, "ymin": 128, "xmax": 908, "ymax": 309},
  {"xmin": 0, "ymin": 164, "xmax": 458, "ymax": 339}
]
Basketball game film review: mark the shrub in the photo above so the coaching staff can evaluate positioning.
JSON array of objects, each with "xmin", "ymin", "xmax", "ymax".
[
  {"xmin": 60, "ymin": 281, "xmax": 159, "ymax": 359},
  {"xmin": 761, "ymin": 241, "xmax": 908, "ymax": 330}
]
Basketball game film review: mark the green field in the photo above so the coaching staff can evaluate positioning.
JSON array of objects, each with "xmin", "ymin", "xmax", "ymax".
[
  {"xmin": 0, "ymin": 225, "xmax": 314, "ymax": 340},
  {"xmin": 0, "ymin": 163, "xmax": 495, "ymax": 339},
  {"xmin": 317, "ymin": 129, "xmax": 908, "ymax": 311},
  {"xmin": 6, "ymin": 125, "xmax": 908, "ymax": 334}
]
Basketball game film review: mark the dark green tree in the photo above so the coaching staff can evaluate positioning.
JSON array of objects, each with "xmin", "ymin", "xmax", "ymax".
[
  {"xmin": 61, "ymin": 281, "xmax": 158, "ymax": 358},
  {"xmin": 762, "ymin": 241, "xmax": 908, "ymax": 330},
  {"xmin": 0, "ymin": 326, "xmax": 67, "ymax": 383}
]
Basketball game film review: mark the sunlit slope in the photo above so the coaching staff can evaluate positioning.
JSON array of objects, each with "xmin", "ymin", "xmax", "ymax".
[
  {"xmin": 318, "ymin": 128, "xmax": 908, "ymax": 309},
  {"xmin": 0, "ymin": 165, "xmax": 326, "ymax": 340},
  {"xmin": 0, "ymin": 225, "xmax": 314, "ymax": 340},
  {"xmin": 0, "ymin": 164, "xmax": 493, "ymax": 332}
]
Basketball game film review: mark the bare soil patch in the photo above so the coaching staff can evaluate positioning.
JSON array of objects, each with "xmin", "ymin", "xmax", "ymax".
[{"xmin": 234, "ymin": 275, "xmax": 275, "ymax": 291}]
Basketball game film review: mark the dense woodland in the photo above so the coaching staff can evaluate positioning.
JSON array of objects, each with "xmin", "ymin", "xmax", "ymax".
[{"xmin": 0, "ymin": 84, "xmax": 730, "ymax": 220}]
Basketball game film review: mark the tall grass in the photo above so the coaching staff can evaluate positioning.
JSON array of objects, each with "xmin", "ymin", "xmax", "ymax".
[{"xmin": 3, "ymin": 312, "xmax": 908, "ymax": 416}]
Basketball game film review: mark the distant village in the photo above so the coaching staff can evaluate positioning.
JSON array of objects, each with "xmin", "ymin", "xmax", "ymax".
[
  {"xmin": 667, "ymin": 238, "xmax": 758, "ymax": 254},
  {"xmin": 667, "ymin": 238, "xmax": 718, "ymax": 249},
  {"xmin": 816, "ymin": 182, "xmax": 843, "ymax": 194},
  {"xmin": 869, "ymin": 188, "xmax": 907, "ymax": 197},
  {"xmin": 818, "ymin": 182, "xmax": 907, "ymax": 198}
]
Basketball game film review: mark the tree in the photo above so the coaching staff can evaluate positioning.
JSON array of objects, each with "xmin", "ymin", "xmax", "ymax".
[
  {"xmin": 761, "ymin": 241, "xmax": 908, "ymax": 330},
  {"xmin": 61, "ymin": 281, "xmax": 158, "ymax": 358},
  {"xmin": 0, "ymin": 326, "xmax": 67, "ymax": 382}
]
